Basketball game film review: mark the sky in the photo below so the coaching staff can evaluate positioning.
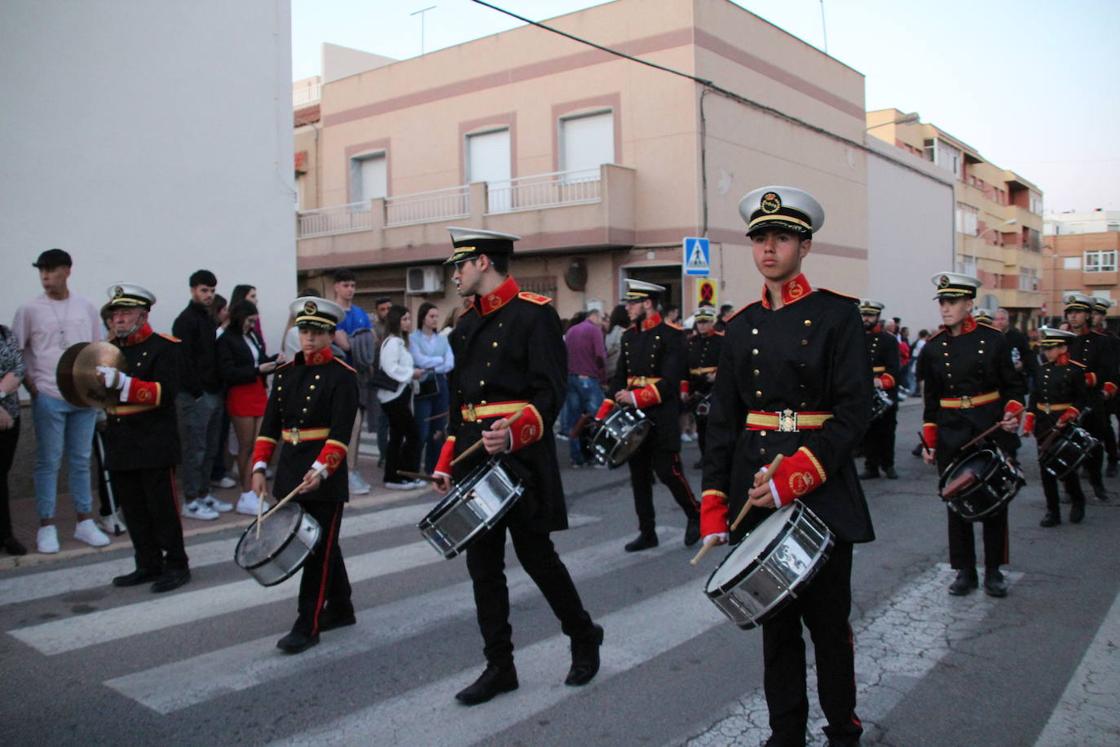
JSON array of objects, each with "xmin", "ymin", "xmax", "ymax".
[{"xmin": 291, "ymin": 0, "xmax": 1120, "ymax": 213}]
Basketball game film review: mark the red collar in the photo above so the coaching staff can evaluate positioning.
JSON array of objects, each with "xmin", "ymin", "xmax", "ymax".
[
  {"xmin": 116, "ymin": 323, "xmax": 154, "ymax": 347},
  {"xmin": 302, "ymin": 347, "xmax": 334, "ymax": 366},
  {"xmin": 943, "ymin": 316, "xmax": 978, "ymax": 336},
  {"xmin": 476, "ymin": 276, "xmax": 520, "ymax": 316},
  {"xmin": 761, "ymin": 273, "xmax": 811, "ymax": 309},
  {"xmin": 641, "ymin": 312, "xmax": 662, "ymax": 332},
  {"xmin": 868, "ymin": 323, "xmax": 882, "ymax": 334},
  {"xmin": 1057, "ymin": 352, "xmax": 1070, "ymax": 365}
]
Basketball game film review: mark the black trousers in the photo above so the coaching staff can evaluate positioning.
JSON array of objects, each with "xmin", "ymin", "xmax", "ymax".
[
  {"xmin": 762, "ymin": 541, "xmax": 862, "ymax": 747},
  {"xmin": 1041, "ymin": 467, "xmax": 1086, "ymax": 515},
  {"xmin": 465, "ymin": 518, "xmax": 596, "ymax": 669},
  {"xmin": 862, "ymin": 406, "xmax": 897, "ymax": 470},
  {"xmin": 382, "ymin": 388, "xmax": 419, "ymax": 484},
  {"xmin": 112, "ymin": 468, "xmax": 189, "ymax": 572},
  {"xmin": 295, "ymin": 501, "xmax": 351, "ymax": 636},
  {"xmin": 0, "ymin": 418, "xmax": 18, "ymax": 539},
  {"xmin": 1082, "ymin": 409, "xmax": 1109, "ymax": 486},
  {"xmin": 626, "ymin": 437, "xmax": 699, "ymax": 534},
  {"xmin": 696, "ymin": 413, "xmax": 709, "ymax": 457},
  {"xmin": 947, "ymin": 506, "xmax": 1008, "ymax": 570},
  {"xmin": 1099, "ymin": 411, "xmax": 1118, "ymax": 464}
]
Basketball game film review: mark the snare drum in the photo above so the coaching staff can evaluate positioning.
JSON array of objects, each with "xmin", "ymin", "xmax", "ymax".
[
  {"xmin": 694, "ymin": 393, "xmax": 712, "ymax": 418},
  {"xmin": 589, "ymin": 406, "xmax": 652, "ymax": 467},
  {"xmin": 939, "ymin": 446, "xmax": 1023, "ymax": 521},
  {"xmin": 704, "ymin": 503, "xmax": 834, "ymax": 630},
  {"xmin": 235, "ymin": 502, "xmax": 321, "ymax": 587},
  {"xmin": 418, "ymin": 458, "xmax": 524, "ymax": 559},
  {"xmin": 870, "ymin": 388, "xmax": 894, "ymax": 421},
  {"xmin": 1040, "ymin": 425, "xmax": 1099, "ymax": 480}
]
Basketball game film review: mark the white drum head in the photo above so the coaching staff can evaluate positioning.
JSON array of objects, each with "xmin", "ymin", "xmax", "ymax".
[{"xmin": 708, "ymin": 505, "xmax": 793, "ymax": 590}]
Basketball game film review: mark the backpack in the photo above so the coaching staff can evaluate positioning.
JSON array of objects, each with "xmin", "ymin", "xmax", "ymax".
[{"xmin": 349, "ymin": 327, "xmax": 377, "ymax": 378}]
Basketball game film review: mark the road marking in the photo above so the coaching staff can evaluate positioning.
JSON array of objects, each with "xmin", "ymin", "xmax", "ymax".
[
  {"xmin": 7, "ymin": 514, "xmax": 597, "ymax": 655},
  {"xmin": 684, "ymin": 564, "xmax": 1023, "ymax": 746},
  {"xmin": 105, "ymin": 526, "xmax": 679, "ymax": 714},
  {"xmin": 272, "ymin": 579, "xmax": 726, "ymax": 746}
]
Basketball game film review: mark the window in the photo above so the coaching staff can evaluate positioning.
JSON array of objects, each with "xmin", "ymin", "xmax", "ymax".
[
  {"xmin": 1019, "ymin": 268, "xmax": 1038, "ymax": 291},
  {"xmin": 1026, "ymin": 228, "xmax": 1041, "ymax": 251},
  {"xmin": 1084, "ymin": 250, "xmax": 1118, "ymax": 272},
  {"xmin": 955, "ymin": 203, "xmax": 979, "ymax": 236},
  {"xmin": 1029, "ymin": 192, "xmax": 1044, "ymax": 214},
  {"xmin": 467, "ymin": 128, "xmax": 512, "ymax": 213},
  {"xmin": 349, "ymin": 152, "xmax": 386, "ymax": 203},
  {"xmin": 957, "ymin": 256, "xmax": 977, "ymax": 276},
  {"xmin": 560, "ymin": 110, "xmax": 614, "ymax": 181},
  {"xmin": 1064, "ymin": 257, "xmax": 1082, "ymax": 270}
]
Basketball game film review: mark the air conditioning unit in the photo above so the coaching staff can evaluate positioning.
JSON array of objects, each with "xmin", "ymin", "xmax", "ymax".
[{"xmin": 406, "ymin": 266, "xmax": 444, "ymax": 294}]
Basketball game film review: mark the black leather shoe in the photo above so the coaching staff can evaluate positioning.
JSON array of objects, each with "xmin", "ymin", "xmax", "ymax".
[
  {"xmin": 318, "ymin": 605, "xmax": 357, "ymax": 632},
  {"xmin": 277, "ymin": 629, "xmax": 320, "ymax": 654},
  {"xmin": 624, "ymin": 532, "xmax": 659, "ymax": 552},
  {"xmin": 859, "ymin": 468, "xmax": 880, "ymax": 480},
  {"xmin": 1107, "ymin": 462, "xmax": 1118, "ymax": 478},
  {"xmin": 1093, "ymin": 483, "xmax": 1112, "ymax": 502},
  {"xmin": 455, "ymin": 663, "xmax": 518, "ymax": 705},
  {"xmin": 948, "ymin": 568, "xmax": 978, "ymax": 596},
  {"xmin": 113, "ymin": 568, "xmax": 162, "ymax": 587},
  {"xmin": 684, "ymin": 516, "xmax": 701, "ymax": 547},
  {"xmin": 884, "ymin": 466, "xmax": 899, "ymax": 480},
  {"xmin": 1039, "ymin": 512, "xmax": 1060, "ymax": 528},
  {"xmin": 2, "ymin": 535, "xmax": 28, "ymax": 556},
  {"xmin": 983, "ymin": 568, "xmax": 1008, "ymax": 598},
  {"xmin": 1070, "ymin": 503, "xmax": 1085, "ymax": 524},
  {"xmin": 150, "ymin": 569, "xmax": 190, "ymax": 593},
  {"xmin": 566, "ymin": 624, "xmax": 604, "ymax": 686}
]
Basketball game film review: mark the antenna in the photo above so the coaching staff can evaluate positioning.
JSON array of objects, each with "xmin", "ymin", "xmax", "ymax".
[
  {"xmin": 819, "ymin": 0, "xmax": 829, "ymax": 54},
  {"xmin": 411, "ymin": 5, "xmax": 437, "ymax": 56}
]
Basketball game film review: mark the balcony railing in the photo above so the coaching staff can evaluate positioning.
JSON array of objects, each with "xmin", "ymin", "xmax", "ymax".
[
  {"xmin": 385, "ymin": 185, "xmax": 470, "ymax": 227},
  {"xmin": 297, "ymin": 202, "xmax": 371, "ymax": 238},
  {"xmin": 485, "ymin": 168, "xmax": 602, "ymax": 214}
]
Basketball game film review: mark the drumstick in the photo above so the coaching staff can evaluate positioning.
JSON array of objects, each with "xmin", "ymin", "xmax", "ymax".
[
  {"xmin": 399, "ymin": 470, "xmax": 440, "ymax": 484},
  {"xmin": 958, "ymin": 421, "xmax": 1005, "ymax": 454},
  {"xmin": 254, "ymin": 487, "xmax": 266, "ymax": 539},
  {"xmin": 731, "ymin": 453, "xmax": 784, "ymax": 531},
  {"xmin": 690, "ymin": 540, "xmax": 718, "ymax": 566},
  {"xmin": 451, "ymin": 409, "xmax": 528, "ymax": 467},
  {"xmin": 257, "ymin": 466, "xmax": 326, "ymax": 528}
]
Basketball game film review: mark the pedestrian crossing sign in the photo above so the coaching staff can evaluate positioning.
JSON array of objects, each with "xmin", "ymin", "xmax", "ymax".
[{"xmin": 683, "ymin": 237, "xmax": 710, "ymax": 277}]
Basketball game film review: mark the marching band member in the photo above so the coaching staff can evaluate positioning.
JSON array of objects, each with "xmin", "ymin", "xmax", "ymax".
[
  {"xmin": 699, "ymin": 186, "xmax": 874, "ymax": 747},
  {"xmin": 98, "ymin": 284, "xmax": 191, "ymax": 593},
  {"xmin": 1023, "ymin": 327, "xmax": 1089, "ymax": 526},
  {"xmin": 1089, "ymin": 297, "xmax": 1120, "ymax": 478},
  {"xmin": 1065, "ymin": 293, "xmax": 1115, "ymax": 501},
  {"xmin": 858, "ymin": 299, "xmax": 900, "ymax": 480},
  {"xmin": 607, "ymin": 278, "xmax": 700, "ymax": 551},
  {"xmin": 917, "ymin": 273, "xmax": 1025, "ymax": 597},
  {"xmin": 250, "ymin": 297, "xmax": 358, "ymax": 654},
  {"xmin": 685, "ymin": 305, "xmax": 723, "ymax": 467},
  {"xmin": 431, "ymin": 227, "xmax": 602, "ymax": 705}
]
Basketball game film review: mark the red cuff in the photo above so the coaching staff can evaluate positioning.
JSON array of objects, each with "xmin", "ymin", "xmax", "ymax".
[
  {"xmin": 126, "ymin": 379, "xmax": 161, "ymax": 406},
  {"xmin": 1058, "ymin": 407, "xmax": 1080, "ymax": 425},
  {"xmin": 1022, "ymin": 412, "xmax": 1035, "ymax": 435},
  {"xmin": 508, "ymin": 405, "xmax": 545, "ymax": 452},
  {"xmin": 1004, "ymin": 400, "xmax": 1024, "ymax": 418},
  {"xmin": 680, "ymin": 380, "xmax": 690, "ymax": 395},
  {"xmin": 251, "ymin": 436, "xmax": 277, "ymax": 467},
  {"xmin": 922, "ymin": 423, "xmax": 938, "ymax": 451},
  {"xmin": 633, "ymin": 384, "xmax": 662, "ymax": 409},
  {"xmin": 595, "ymin": 399, "xmax": 616, "ymax": 421},
  {"xmin": 771, "ymin": 447, "xmax": 827, "ymax": 504},
  {"xmin": 700, "ymin": 490, "xmax": 729, "ymax": 536},
  {"xmin": 877, "ymin": 373, "xmax": 895, "ymax": 390},
  {"xmin": 1086, "ymin": 372, "xmax": 1098, "ymax": 388},
  {"xmin": 314, "ymin": 439, "xmax": 348, "ymax": 478},
  {"xmin": 1105, "ymin": 382, "xmax": 1117, "ymax": 397},
  {"xmin": 434, "ymin": 436, "xmax": 457, "ymax": 475}
]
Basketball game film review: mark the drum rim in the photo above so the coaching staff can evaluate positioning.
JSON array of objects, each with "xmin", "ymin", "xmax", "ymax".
[
  {"xmin": 604, "ymin": 419, "xmax": 652, "ymax": 466},
  {"xmin": 939, "ymin": 447, "xmax": 1005, "ymax": 495},
  {"xmin": 732, "ymin": 533, "xmax": 836, "ymax": 629},
  {"xmin": 705, "ymin": 503, "xmax": 817, "ymax": 594},
  {"xmin": 235, "ymin": 503, "xmax": 318, "ymax": 572},
  {"xmin": 419, "ymin": 458, "xmax": 506, "ymax": 527},
  {"xmin": 417, "ymin": 459, "xmax": 524, "ymax": 558}
]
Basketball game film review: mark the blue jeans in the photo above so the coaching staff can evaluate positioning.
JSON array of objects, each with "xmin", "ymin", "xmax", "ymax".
[
  {"xmin": 32, "ymin": 394, "xmax": 97, "ymax": 519},
  {"xmin": 413, "ymin": 374, "xmax": 449, "ymax": 474},
  {"xmin": 565, "ymin": 374, "xmax": 604, "ymax": 464}
]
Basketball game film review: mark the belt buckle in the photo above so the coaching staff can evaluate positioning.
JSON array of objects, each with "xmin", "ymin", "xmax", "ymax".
[
  {"xmin": 289, "ymin": 427, "xmax": 300, "ymax": 445},
  {"xmin": 465, "ymin": 403, "xmax": 477, "ymax": 422},
  {"xmin": 1041, "ymin": 403, "xmax": 1051, "ymax": 414},
  {"xmin": 960, "ymin": 395, "xmax": 973, "ymax": 409},
  {"xmin": 778, "ymin": 409, "xmax": 798, "ymax": 433}
]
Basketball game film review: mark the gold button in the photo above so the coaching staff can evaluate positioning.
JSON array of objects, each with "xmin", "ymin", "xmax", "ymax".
[
  {"xmin": 480, "ymin": 380, "xmax": 485, "ymax": 386},
  {"xmin": 800, "ymin": 402, "xmax": 807, "ymax": 407},
  {"xmin": 760, "ymin": 447, "xmax": 767, "ymax": 455},
  {"xmin": 752, "ymin": 348, "xmax": 759, "ymax": 355},
  {"xmin": 752, "ymin": 329, "xmax": 759, "ymax": 335},
  {"xmin": 309, "ymin": 385, "xmax": 315, "ymax": 390},
  {"xmin": 804, "ymin": 320, "xmax": 812, "ymax": 326},
  {"xmin": 492, "ymin": 341, "xmax": 498, "ymax": 348},
  {"xmin": 760, "ymin": 431, "xmax": 767, "ymax": 437},
  {"xmin": 801, "ymin": 339, "xmax": 808, "ymax": 346},
  {"xmin": 302, "ymin": 408, "xmax": 308, "ymax": 412},
  {"xmin": 315, "ymin": 375, "xmax": 321, "ymax": 380},
  {"xmin": 753, "ymin": 369, "xmax": 760, "ymax": 376},
  {"xmin": 755, "ymin": 390, "xmax": 762, "ymax": 397}
]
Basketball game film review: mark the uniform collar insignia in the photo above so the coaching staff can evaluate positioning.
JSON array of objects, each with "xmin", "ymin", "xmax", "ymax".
[
  {"xmin": 943, "ymin": 316, "xmax": 978, "ymax": 336},
  {"xmin": 477, "ymin": 276, "xmax": 521, "ymax": 316},
  {"xmin": 117, "ymin": 323, "xmax": 153, "ymax": 347},
  {"xmin": 641, "ymin": 312, "xmax": 662, "ymax": 332},
  {"xmin": 869, "ymin": 323, "xmax": 882, "ymax": 334},
  {"xmin": 761, "ymin": 273, "xmax": 812, "ymax": 309},
  {"xmin": 303, "ymin": 347, "xmax": 334, "ymax": 366},
  {"xmin": 1057, "ymin": 352, "xmax": 1070, "ymax": 366}
]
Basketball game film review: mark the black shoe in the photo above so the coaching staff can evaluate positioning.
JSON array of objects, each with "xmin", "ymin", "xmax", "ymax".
[
  {"xmin": 1092, "ymin": 482, "xmax": 1111, "ymax": 502},
  {"xmin": 277, "ymin": 629, "xmax": 320, "ymax": 654},
  {"xmin": 318, "ymin": 605, "xmax": 357, "ymax": 632},
  {"xmin": 764, "ymin": 733, "xmax": 807, "ymax": 747},
  {"xmin": 859, "ymin": 468, "xmax": 880, "ymax": 480},
  {"xmin": 983, "ymin": 568, "xmax": 1008, "ymax": 598},
  {"xmin": 948, "ymin": 568, "xmax": 978, "ymax": 596},
  {"xmin": 112, "ymin": 568, "xmax": 162, "ymax": 587},
  {"xmin": 1107, "ymin": 462, "xmax": 1118, "ymax": 478},
  {"xmin": 455, "ymin": 663, "xmax": 518, "ymax": 705},
  {"xmin": 150, "ymin": 568, "xmax": 191, "ymax": 593},
  {"xmin": 624, "ymin": 532, "xmax": 659, "ymax": 552},
  {"xmin": 566, "ymin": 623, "xmax": 604, "ymax": 686},
  {"xmin": 1070, "ymin": 503, "xmax": 1085, "ymax": 524},
  {"xmin": 2, "ymin": 535, "xmax": 27, "ymax": 556},
  {"xmin": 1039, "ymin": 512, "xmax": 1060, "ymax": 528},
  {"xmin": 884, "ymin": 466, "xmax": 899, "ymax": 480},
  {"xmin": 684, "ymin": 516, "xmax": 701, "ymax": 547}
]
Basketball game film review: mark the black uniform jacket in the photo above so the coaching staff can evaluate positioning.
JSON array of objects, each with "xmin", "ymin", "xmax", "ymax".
[
  {"xmin": 865, "ymin": 326, "xmax": 901, "ymax": 402},
  {"xmin": 608, "ymin": 313, "xmax": 688, "ymax": 451},
  {"xmin": 1068, "ymin": 330, "xmax": 1118, "ymax": 409},
  {"xmin": 216, "ymin": 330, "xmax": 278, "ymax": 388},
  {"xmin": 701, "ymin": 275, "xmax": 875, "ymax": 544},
  {"xmin": 103, "ymin": 324, "xmax": 181, "ymax": 471},
  {"xmin": 687, "ymin": 329, "xmax": 724, "ymax": 399},
  {"xmin": 447, "ymin": 276, "xmax": 569, "ymax": 533},
  {"xmin": 257, "ymin": 348, "xmax": 358, "ymax": 503},
  {"xmin": 1027, "ymin": 355, "xmax": 1088, "ymax": 440},
  {"xmin": 918, "ymin": 318, "xmax": 1026, "ymax": 466}
]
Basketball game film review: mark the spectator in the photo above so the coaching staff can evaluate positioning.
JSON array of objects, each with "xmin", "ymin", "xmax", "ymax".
[
  {"xmin": 0, "ymin": 322, "xmax": 26, "ymax": 555},
  {"xmin": 664, "ymin": 304, "xmax": 681, "ymax": 325},
  {"xmin": 172, "ymin": 269, "xmax": 229, "ymax": 521},
  {"xmin": 377, "ymin": 305, "xmax": 423, "ymax": 489},
  {"xmin": 910, "ymin": 329, "xmax": 929, "ymax": 396},
  {"xmin": 409, "ymin": 302, "xmax": 454, "ymax": 474},
  {"xmin": 604, "ymin": 304, "xmax": 629, "ymax": 382},
  {"xmin": 367, "ymin": 297, "xmax": 392, "ymax": 469},
  {"xmin": 231, "ymin": 285, "xmax": 266, "ymax": 350},
  {"xmin": 211, "ymin": 294, "xmax": 229, "ymax": 334},
  {"xmin": 714, "ymin": 303, "xmax": 734, "ymax": 333},
  {"xmin": 208, "ymin": 293, "xmax": 236, "ymax": 489},
  {"xmin": 217, "ymin": 300, "xmax": 279, "ymax": 515},
  {"xmin": 331, "ymin": 270, "xmax": 373, "ymax": 496},
  {"xmin": 92, "ymin": 305, "xmax": 126, "ymax": 535},
  {"xmin": 564, "ymin": 308, "xmax": 607, "ymax": 467},
  {"xmin": 12, "ymin": 249, "xmax": 109, "ymax": 553}
]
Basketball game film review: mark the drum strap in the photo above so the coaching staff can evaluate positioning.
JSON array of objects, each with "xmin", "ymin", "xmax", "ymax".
[
  {"xmin": 746, "ymin": 410, "xmax": 832, "ymax": 432},
  {"xmin": 939, "ymin": 390, "xmax": 999, "ymax": 409},
  {"xmin": 1034, "ymin": 402, "xmax": 1072, "ymax": 414}
]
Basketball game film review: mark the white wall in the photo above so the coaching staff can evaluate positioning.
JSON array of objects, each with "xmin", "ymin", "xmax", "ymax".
[
  {"xmin": 866, "ymin": 137, "xmax": 955, "ymax": 334},
  {"xmin": 0, "ymin": 0, "xmax": 296, "ymax": 355}
]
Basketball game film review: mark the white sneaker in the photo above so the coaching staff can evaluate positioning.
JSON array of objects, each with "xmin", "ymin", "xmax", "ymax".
[
  {"xmin": 406, "ymin": 479, "xmax": 427, "ymax": 489},
  {"xmin": 383, "ymin": 480, "xmax": 415, "ymax": 491},
  {"xmin": 199, "ymin": 494, "xmax": 233, "ymax": 513},
  {"xmin": 74, "ymin": 518, "xmax": 111, "ymax": 547},
  {"xmin": 37, "ymin": 524, "xmax": 60, "ymax": 554},
  {"xmin": 236, "ymin": 491, "xmax": 270, "ymax": 516},
  {"xmin": 182, "ymin": 499, "xmax": 219, "ymax": 521},
  {"xmin": 349, "ymin": 472, "xmax": 371, "ymax": 495},
  {"xmin": 211, "ymin": 475, "xmax": 237, "ymax": 489},
  {"xmin": 681, "ymin": 433, "xmax": 695, "ymax": 443},
  {"xmin": 96, "ymin": 511, "xmax": 127, "ymax": 535}
]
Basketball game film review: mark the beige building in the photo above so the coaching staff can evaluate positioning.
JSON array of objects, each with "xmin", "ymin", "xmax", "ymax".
[
  {"xmin": 293, "ymin": 0, "xmax": 873, "ymax": 321},
  {"xmin": 867, "ymin": 109, "xmax": 1044, "ymax": 328},
  {"xmin": 1041, "ymin": 212, "xmax": 1120, "ymax": 327}
]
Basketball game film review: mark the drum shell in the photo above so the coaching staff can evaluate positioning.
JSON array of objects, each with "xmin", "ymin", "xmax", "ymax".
[
  {"xmin": 869, "ymin": 389, "xmax": 894, "ymax": 421},
  {"xmin": 939, "ymin": 447, "xmax": 1022, "ymax": 521},
  {"xmin": 418, "ymin": 460, "xmax": 524, "ymax": 559},
  {"xmin": 1040, "ymin": 426, "xmax": 1098, "ymax": 480},
  {"xmin": 589, "ymin": 407, "xmax": 652, "ymax": 467},
  {"xmin": 235, "ymin": 505, "xmax": 321, "ymax": 587}
]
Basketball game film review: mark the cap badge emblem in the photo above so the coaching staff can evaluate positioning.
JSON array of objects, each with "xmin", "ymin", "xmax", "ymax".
[
  {"xmin": 761, "ymin": 192, "xmax": 781, "ymax": 214},
  {"xmin": 938, "ymin": 275, "xmax": 950, "ymax": 289},
  {"xmin": 112, "ymin": 286, "xmax": 124, "ymax": 299},
  {"xmin": 1066, "ymin": 295, "xmax": 1076, "ymax": 304},
  {"xmin": 304, "ymin": 301, "xmax": 318, "ymax": 316}
]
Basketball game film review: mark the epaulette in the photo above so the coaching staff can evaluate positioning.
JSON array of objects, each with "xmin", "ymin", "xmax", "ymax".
[
  {"xmin": 817, "ymin": 288, "xmax": 860, "ymax": 304},
  {"xmin": 518, "ymin": 291, "xmax": 551, "ymax": 305},
  {"xmin": 977, "ymin": 321, "xmax": 1000, "ymax": 331},
  {"xmin": 928, "ymin": 328, "xmax": 948, "ymax": 340},
  {"xmin": 333, "ymin": 357, "xmax": 357, "ymax": 373},
  {"xmin": 725, "ymin": 301, "xmax": 760, "ymax": 323},
  {"xmin": 275, "ymin": 359, "xmax": 296, "ymax": 371},
  {"xmin": 158, "ymin": 333, "xmax": 181, "ymax": 343}
]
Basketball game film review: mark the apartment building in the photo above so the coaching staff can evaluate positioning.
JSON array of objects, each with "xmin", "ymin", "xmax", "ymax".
[
  {"xmin": 867, "ymin": 109, "xmax": 1044, "ymax": 328},
  {"xmin": 1041, "ymin": 211, "xmax": 1120, "ymax": 326}
]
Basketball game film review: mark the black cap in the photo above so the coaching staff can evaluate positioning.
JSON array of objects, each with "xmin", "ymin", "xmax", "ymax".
[{"xmin": 32, "ymin": 249, "xmax": 72, "ymax": 269}]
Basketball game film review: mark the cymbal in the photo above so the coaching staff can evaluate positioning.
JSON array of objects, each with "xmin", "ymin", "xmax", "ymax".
[{"xmin": 56, "ymin": 342, "xmax": 126, "ymax": 409}]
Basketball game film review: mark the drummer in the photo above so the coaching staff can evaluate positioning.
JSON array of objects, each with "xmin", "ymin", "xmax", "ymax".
[
  {"xmin": 858, "ymin": 299, "xmax": 901, "ymax": 480},
  {"xmin": 684, "ymin": 304, "xmax": 723, "ymax": 467},
  {"xmin": 1023, "ymin": 327, "xmax": 1089, "ymax": 526},
  {"xmin": 698, "ymin": 186, "xmax": 874, "ymax": 747},
  {"xmin": 605, "ymin": 278, "xmax": 700, "ymax": 551},
  {"xmin": 917, "ymin": 272, "xmax": 1024, "ymax": 597},
  {"xmin": 249, "ymin": 296, "xmax": 358, "ymax": 654},
  {"xmin": 1064, "ymin": 293, "xmax": 1116, "ymax": 501},
  {"xmin": 96, "ymin": 284, "xmax": 191, "ymax": 593},
  {"xmin": 431, "ymin": 227, "xmax": 602, "ymax": 705}
]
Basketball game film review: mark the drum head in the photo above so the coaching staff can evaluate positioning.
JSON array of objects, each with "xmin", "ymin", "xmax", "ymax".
[
  {"xmin": 708, "ymin": 506, "xmax": 792, "ymax": 591},
  {"xmin": 237, "ymin": 503, "xmax": 302, "ymax": 567}
]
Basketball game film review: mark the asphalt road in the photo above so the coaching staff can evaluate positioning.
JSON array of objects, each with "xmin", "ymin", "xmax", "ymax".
[{"xmin": 1, "ymin": 401, "xmax": 1118, "ymax": 746}]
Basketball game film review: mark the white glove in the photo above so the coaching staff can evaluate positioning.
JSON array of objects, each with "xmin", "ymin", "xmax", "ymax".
[
  {"xmin": 96, "ymin": 365, "xmax": 129, "ymax": 391},
  {"xmin": 702, "ymin": 532, "xmax": 729, "ymax": 546}
]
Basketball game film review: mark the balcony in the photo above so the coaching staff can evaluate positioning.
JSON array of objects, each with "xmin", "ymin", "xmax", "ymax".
[
  {"xmin": 296, "ymin": 164, "xmax": 637, "ymax": 270},
  {"xmin": 992, "ymin": 288, "xmax": 1044, "ymax": 310},
  {"xmin": 1083, "ymin": 270, "xmax": 1118, "ymax": 287}
]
